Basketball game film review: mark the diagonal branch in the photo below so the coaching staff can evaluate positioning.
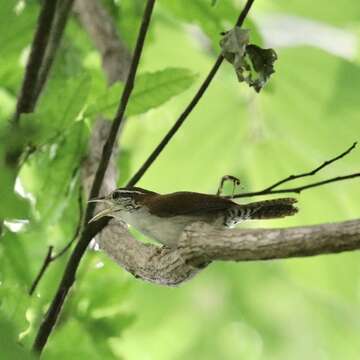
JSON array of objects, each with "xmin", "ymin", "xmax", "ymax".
[
  {"xmin": 32, "ymin": 0, "xmax": 156, "ymax": 354},
  {"xmin": 232, "ymin": 142, "xmax": 359, "ymax": 198},
  {"xmin": 127, "ymin": 0, "xmax": 255, "ymax": 187}
]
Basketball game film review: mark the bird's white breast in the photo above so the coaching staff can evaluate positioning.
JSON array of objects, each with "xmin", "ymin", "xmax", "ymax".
[{"xmin": 116, "ymin": 209, "xmax": 193, "ymax": 247}]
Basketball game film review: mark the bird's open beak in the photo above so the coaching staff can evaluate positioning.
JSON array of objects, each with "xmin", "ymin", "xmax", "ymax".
[
  {"xmin": 88, "ymin": 207, "xmax": 115, "ymax": 223},
  {"xmin": 88, "ymin": 197, "xmax": 106, "ymax": 203},
  {"xmin": 88, "ymin": 197, "xmax": 114, "ymax": 223}
]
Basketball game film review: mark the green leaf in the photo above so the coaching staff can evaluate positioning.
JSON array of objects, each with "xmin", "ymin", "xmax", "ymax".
[
  {"xmin": 0, "ymin": 2, "xmax": 37, "ymax": 92},
  {"xmin": 0, "ymin": 166, "xmax": 30, "ymax": 219},
  {"xmin": 160, "ymin": 0, "xmax": 238, "ymax": 49},
  {"xmin": 0, "ymin": 231, "xmax": 32, "ymax": 286},
  {"xmin": 86, "ymin": 68, "xmax": 197, "ymax": 118},
  {"xmin": 0, "ymin": 125, "xmax": 31, "ymax": 219},
  {"xmin": 16, "ymin": 73, "xmax": 91, "ymax": 149},
  {"xmin": 127, "ymin": 68, "xmax": 198, "ymax": 116},
  {"xmin": 21, "ymin": 121, "xmax": 88, "ymax": 223}
]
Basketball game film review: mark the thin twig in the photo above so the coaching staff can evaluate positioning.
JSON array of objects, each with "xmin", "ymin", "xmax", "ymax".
[
  {"xmin": 28, "ymin": 246, "xmax": 54, "ymax": 296},
  {"xmin": 28, "ymin": 187, "xmax": 84, "ymax": 296},
  {"xmin": 127, "ymin": 0, "xmax": 255, "ymax": 187},
  {"xmin": 32, "ymin": 0, "xmax": 156, "ymax": 354},
  {"xmin": 13, "ymin": 0, "xmax": 58, "ymax": 123},
  {"xmin": 231, "ymin": 143, "xmax": 358, "ymax": 199},
  {"xmin": 233, "ymin": 173, "xmax": 360, "ymax": 198},
  {"xmin": 263, "ymin": 142, "xmax": 357, "ymax": 192}
]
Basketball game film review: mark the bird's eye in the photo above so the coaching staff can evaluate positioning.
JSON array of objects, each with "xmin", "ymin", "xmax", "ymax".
[{"xmin": 112, "ymin": 191, "xmax": 121, "ymax": 200}]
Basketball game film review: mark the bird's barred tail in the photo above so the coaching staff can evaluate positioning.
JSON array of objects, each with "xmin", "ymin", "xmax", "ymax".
[
  {"xmin": 244, "ymin": 198, "xmax": 298, "ymax": 219},
  {"xmin": 224, "ymin": 198, "xmax": 298, "ymax": 226}
]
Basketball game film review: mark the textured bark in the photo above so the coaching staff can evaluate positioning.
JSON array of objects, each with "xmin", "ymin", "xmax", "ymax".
[{"xmin": 97, "ymin": 219, "xmax": 360, "ymax": 286}]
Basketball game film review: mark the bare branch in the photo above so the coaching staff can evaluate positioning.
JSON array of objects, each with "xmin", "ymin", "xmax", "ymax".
[
  {"xmin": 13, "ymin": 0, "xmax": 58, "ymax": 122},
  {"xmin": 127, "ymin": 0, "xmax": 256, "ymax": 187},
  {"xmin": 262, "ymin": 142, "xmax": 357, "ymax": 192},
  {"xmin": 28, "ymin": 246, "xmax": 54, "ymax": 296},
  {"xmin": 32, "ymin": 0, "xmax": 156, "ymax": 354},
  {"xmin": 98, "ymin": 219, "xmax": 360, "ymax": 286},
  {"xmin": 232, "ymin": 142, "xmax": 359, "ymax": 198},
  {"xmin": 234, "ymin": 173, "xmax": 360, "ymax": 197}
]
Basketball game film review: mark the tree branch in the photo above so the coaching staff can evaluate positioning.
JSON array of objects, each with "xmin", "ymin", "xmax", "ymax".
[
  {"xmin": 32, "ymin": 0, "xmax": 156, "ymax": 354},
  {"xmin": 127, "ymin": 0, "xmax": 255, "ymax": 187},
  {"xmin": 13, "ymin": 0, "xmax": 59, "ymax": 123},
  {"xmin": 231, "ymin": 142, "xmax": 359, "ymax": 198},
  {"xmin": 97, "ymin": 219, "xmax": 360, "ymax": 286}
]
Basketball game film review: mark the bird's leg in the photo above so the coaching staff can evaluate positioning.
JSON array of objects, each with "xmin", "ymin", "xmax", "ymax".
[{"xmin": 216, "ymin": 175, "xmax": 241, "ymax": 198}]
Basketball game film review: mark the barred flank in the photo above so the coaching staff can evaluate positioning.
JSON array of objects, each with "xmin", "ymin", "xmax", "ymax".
[{"xmin": 243, "ymin": 198, "xmax": 298, "ymax": 219}]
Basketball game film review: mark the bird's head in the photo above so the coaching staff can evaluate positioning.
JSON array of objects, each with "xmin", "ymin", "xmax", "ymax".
[{"xmin": 88, "ymin": 187, "xmax": 156, "ymax": 223}]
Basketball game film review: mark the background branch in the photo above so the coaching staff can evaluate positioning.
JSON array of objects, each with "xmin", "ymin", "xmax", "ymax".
[{"xmin": 98, "ymin": 219, "xmax": 360, "ymax": 286}]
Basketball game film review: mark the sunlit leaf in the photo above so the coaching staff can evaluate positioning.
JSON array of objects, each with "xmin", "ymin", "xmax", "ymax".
[
  {"xmin": 86, "ymin": 68, "xmax": 197, "ymax": 118},
  {"xmin": 127, "ymin": 68, "xmax": 198, "ymax": 116}
]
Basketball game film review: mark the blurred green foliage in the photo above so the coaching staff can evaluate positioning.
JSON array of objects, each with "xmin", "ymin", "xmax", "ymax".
[{"xmin": 0, "ymin": 0, "xmax": 360, "ymax": 359}]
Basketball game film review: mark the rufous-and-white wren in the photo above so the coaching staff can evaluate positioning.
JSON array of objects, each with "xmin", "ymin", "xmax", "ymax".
[{"xmin": 89, "ymin": 187, "xmax": 298, "ymax": 248}]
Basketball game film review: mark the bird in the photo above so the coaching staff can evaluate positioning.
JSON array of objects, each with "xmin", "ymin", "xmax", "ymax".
[{"xmin": 89, "ymin": 186, "xmax": 298, "ymax": 248}]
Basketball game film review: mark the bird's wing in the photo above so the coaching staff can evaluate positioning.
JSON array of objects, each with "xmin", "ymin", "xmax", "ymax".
[{"xmin": 146, "ymin": 192, "xmax": 235, "ymax": 217}]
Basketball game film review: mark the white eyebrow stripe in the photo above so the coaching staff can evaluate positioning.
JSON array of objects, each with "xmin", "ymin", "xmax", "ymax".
[{"xmin": 116, "ymin": 189, "xmax": 145, "ymax": 195}]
